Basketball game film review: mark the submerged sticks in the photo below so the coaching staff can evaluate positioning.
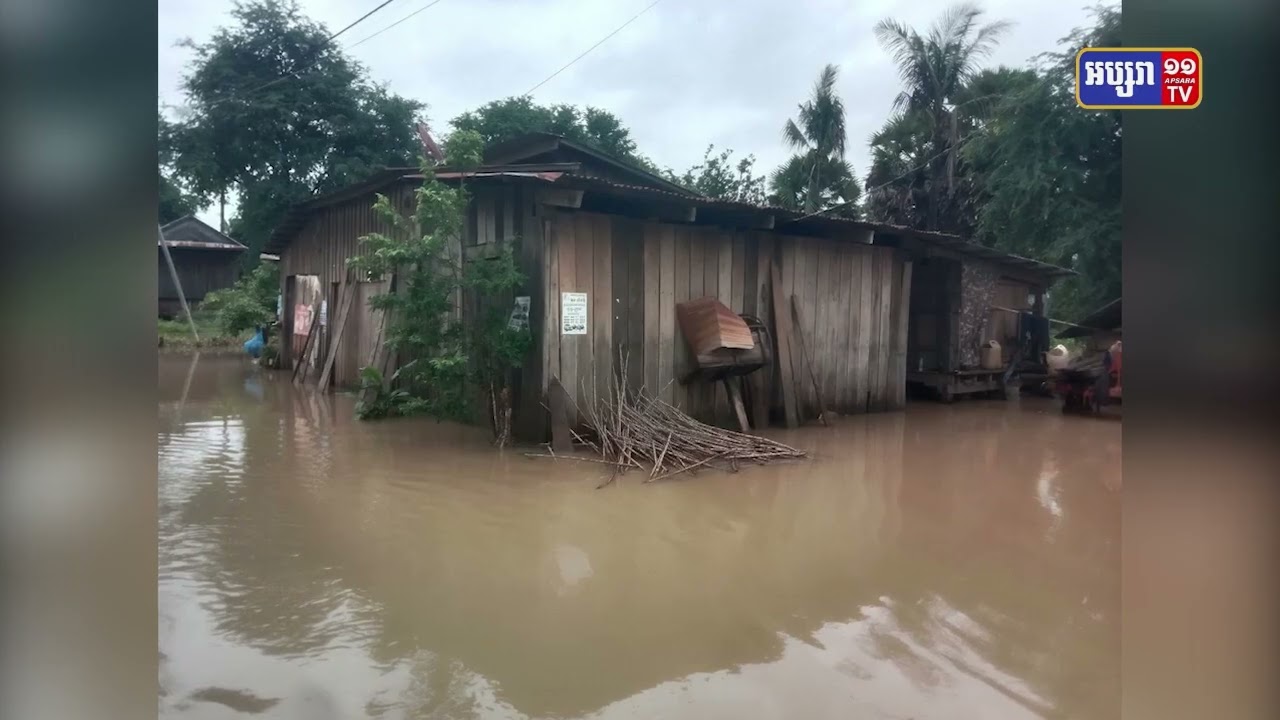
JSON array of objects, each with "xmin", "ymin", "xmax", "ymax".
[{"xmin": 529, "ymin": 355, "xmax": 807, "ymax": 486}]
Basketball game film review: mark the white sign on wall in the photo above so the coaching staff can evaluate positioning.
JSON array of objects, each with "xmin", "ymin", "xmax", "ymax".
[
  {"xmin": 508, "ymin": 296, "xmax": 531, "ymax": 331},
  {"xmin": 561, "ymin": 292, "xmax": 588, "ymax": 335}
]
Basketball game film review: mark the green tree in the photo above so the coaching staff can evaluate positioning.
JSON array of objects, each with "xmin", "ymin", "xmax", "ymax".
[
  {"xmin": 159, "ymin": 174, "xmax": 200, "ymax": 224},
  {"xmin": 965, "ymin": 5, "xmax": 1121, "ymax": 320},
  {"xmin": 168, "ymin": 0, "xmax": 423, "ymax": 260},
  {"xmin": 347, "ymin": 130, "xmax": 531, "ymax": 445},
  {"xmin": 671, "ymin": 145, "xmax": 767, "ymax": 204},
  {"xmin": 770, "ymin": 154, "xmax": 861, "ymax": 218},
  {"xmin": 159, "ymin": 112, "xmax": 201, "ymax": 223},
  {"xmin": 770, "ymin": 64, "xmax": 860, "ymax": 216},
  {"xmin": 451, "ymin": 96, "xmax": 655, "ymax": 171},
  {"xmin": 201, "ymin": 262, "xmax": 280, "ymax": 337},
  {"xmin": 865, "ymin": 66, "xmax": 1036, "ymax": 233},
  {"xmin": 874, "ymin": 3, "xmax": 1011, "ymax": 231}
]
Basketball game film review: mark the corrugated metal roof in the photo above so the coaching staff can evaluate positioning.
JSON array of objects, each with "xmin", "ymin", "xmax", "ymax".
[
  {"xmin": 548, "ymin": 174, "xmax": 1074, "ymax": 279},
  {"xmin": 265, "ymin": 165, "xmax": 1075, "ymax": 281},
  {"xmin": 481, "ymin": 132, "xmax": 699, "ymax": 197},
  {"xmin": 160, "ymin": 215, "xmax": 247, "ymax": 251}
]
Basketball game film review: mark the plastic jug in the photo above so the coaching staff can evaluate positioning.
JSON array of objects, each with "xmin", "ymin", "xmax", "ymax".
[
  {"xmin": 980, "ymin": 340, "xmax": 1002, "ymax": 370},
  {"xmin": 1046, "ymin": 344, "xmax": 1071, "ymax": 375}
]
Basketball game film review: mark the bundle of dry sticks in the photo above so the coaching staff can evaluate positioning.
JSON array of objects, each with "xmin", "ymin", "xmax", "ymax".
[{"xmin": 530, "ymin": 373, "xmax": 807, "ymax": 487}]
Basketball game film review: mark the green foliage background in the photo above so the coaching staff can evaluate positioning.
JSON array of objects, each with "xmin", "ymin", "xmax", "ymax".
[{"xmin": 347, "ymin": 131, "xmax": 531, "ymax": 426}]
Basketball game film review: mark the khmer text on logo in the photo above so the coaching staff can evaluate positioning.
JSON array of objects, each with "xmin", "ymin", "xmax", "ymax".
[{"xmin": 1076, "ymin": 48, "xmax": 1201, "ymax": 109}]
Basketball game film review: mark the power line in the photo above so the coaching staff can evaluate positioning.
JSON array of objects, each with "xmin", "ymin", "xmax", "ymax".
[
  {"xmin": 524, "ymin": 0, "xmax": 664, "ymax": 96},
  {"xmin": 201, "ymin": 0, "xmax": 404, "ymax": 110},
  {"xmin": 348, "ymin": 0, "xmax": 449, "ymax": 49},
  {"xmin": 329, "ymin": 0, "xmax": 403, "ymax": 42}
]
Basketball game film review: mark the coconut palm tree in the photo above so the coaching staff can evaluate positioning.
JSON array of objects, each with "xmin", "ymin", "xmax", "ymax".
[
  {"xmin": 772, "ymin": 64, "xmax": 851, "ymax": 213},
  {"xmin": 874, "ymin": 3, "xmax": 1011, "ymax": 230}
]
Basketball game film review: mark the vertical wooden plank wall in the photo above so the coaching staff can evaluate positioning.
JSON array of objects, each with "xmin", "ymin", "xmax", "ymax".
[
  {"xmin": 281, "ymin": 186, "xmax": 917, "ymax": 434},
  {"xmin": 642, "ymin": 225, "xmax": 661, "ymax": 395},
  {"xmin": 513, "ymin": 184, "xmax": 546, "ymax": 441},
  {"xmin": 670, "ymin": 227, "xmax": 690, "ymax": 410},
  {"xmin": 555, "ymin": 210, "xmax": 579, "ymax": 413},
  {"xmin": 529, "ymin": 208, "xmax": 915, "ymax": 433},
  {"xmin": 591, "ymin": 213, "xmax": 612, "ymax": 410},
  {"xmin": 891, "ymin": 259, "xmax": 913, "ymax": 409},
  {"xmin": 657, "ymin": 227, "xmax": 676, "ymax": 405}
]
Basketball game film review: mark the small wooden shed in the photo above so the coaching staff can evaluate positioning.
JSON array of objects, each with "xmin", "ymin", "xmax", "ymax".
[
  {"xmin": 158, "ymin": 215, "xmax": 247, "ymax": 317},
  {"xmin": 899, "ymin": 233, "xmax": 1073, "ymax": 401},
  {"xmin": 265, "ymin": 133, "xmax": 1069, "ymax": 437}
]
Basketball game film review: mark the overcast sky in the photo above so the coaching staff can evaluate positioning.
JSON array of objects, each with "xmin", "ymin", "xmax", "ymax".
[{"xmin": 159, "ymin": 0, "xmax": 1097, "ymax": 225}]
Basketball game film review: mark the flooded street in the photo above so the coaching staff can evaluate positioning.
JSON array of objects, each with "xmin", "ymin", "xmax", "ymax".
[{"xmin": 159, "ymin": 353, "xmax": 1120, "ymax": 719}]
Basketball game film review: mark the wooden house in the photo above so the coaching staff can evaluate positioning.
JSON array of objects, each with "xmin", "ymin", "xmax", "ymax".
[
  {"xmin": 265, "ymin": 132, "xmax": 1071, "ymax": 437},
  {"xmin": 903, "ymin": 234, "xmax": 1074, "ymax": 401},
  {"xmin": 158, "ymin": 215, "xmax": 248, "ymax": 317}
]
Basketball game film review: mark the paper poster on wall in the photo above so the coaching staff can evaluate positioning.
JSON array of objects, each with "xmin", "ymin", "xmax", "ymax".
[
  {"xmin": 319, "ymin": 299, "xmax": 328, "ymax": 328},
  {"xmin": 293, "ymin": 304, "xmax": 313, "ymax": 336},
  {"xmin": 508, "ymin": 296, "xmax": 531, "ymax": 331},
  {"xmin": 561, "ymin": 292, "xmax": 588, "ymax": 335}
]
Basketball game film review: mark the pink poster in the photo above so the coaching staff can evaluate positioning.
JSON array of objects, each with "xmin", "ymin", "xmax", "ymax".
[{"xmin": 293, "ymin": 304, "xmax": 313, "ymax": 335}]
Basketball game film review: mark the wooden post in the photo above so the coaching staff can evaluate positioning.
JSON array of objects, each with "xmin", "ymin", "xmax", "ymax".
[
  {"xmin": 292, "ymin": 306, "xmax": 322, "ymax": 386},
  {"xmin": 158, "ymin": 223, "xmax": 198, "ymax": 343},
  {"xmin": 723, "ymin": 377, "xmax": 751, "ymax": 433},
  {"xmin": 769, "ymin": 259, "xmax": 799, "ymax": 428},
  {"xmin": 317, "ymin": 281, "xmax": 356, "ymax": 392},
  {"xmin": 790, "ymin": 296, "xmax": 828, "ymax": 426},
  {"xmin": 895, "ymin": 261, "xmax": 913, "ymax": 409},
  {"xmin": 547, "ymin": 376, "xmax": 574, "ymax": 454},
  {"xmin": 357, "ymin": 273, "xmax": 397, "ymax": 409}
]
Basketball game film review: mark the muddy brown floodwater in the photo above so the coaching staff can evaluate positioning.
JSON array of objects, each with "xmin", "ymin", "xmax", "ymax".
[{"xmin": 159, "ymin": 353, "xmax": 1120, "ymax": 719}]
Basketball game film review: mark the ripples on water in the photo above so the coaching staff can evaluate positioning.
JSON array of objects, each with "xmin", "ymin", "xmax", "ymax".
[{"xmin": 158, "ymin": 353, "xmax": 1121, "ymax": 719}]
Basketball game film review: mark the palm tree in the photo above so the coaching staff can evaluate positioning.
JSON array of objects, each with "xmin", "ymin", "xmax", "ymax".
[
  {"xmin": 865, "ymin": 66, "xmax": 1036, "ymax": 231},
  {"xmin": 874, "ymin": 3, "xmax": 1011, "ymax": 230},
  {"xmin": 771, "ymin": 154, "xmax": 861, "ymax": 218},
  {"xmin": 775, "ymin": 64, "xmax": 849, "ymax": 213}
]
